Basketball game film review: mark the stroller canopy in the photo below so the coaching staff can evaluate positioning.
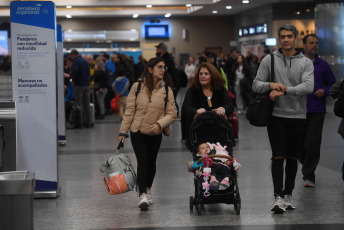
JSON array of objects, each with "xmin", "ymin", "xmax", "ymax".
[{"xmin": 186, "ymin": 111, "xmax": 234, "ymax": 154}]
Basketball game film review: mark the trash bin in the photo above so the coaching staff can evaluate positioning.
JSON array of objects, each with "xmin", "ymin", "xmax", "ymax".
[
  {"xmin": 0, "ymin": 171, "xmax": 35, "ymax": 230},
  {"xmin": 0, "ymin": 100, "xmax": 17, "ymax": 171}
]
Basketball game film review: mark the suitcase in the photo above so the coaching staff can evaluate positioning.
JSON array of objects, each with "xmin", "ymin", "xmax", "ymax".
[{"xmin": 229, "ymin": 112, "xmax": 239, "ymax": 139}]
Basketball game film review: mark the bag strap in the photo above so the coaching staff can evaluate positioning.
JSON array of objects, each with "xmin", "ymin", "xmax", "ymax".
[
  {"xmin": 135, "ymin": 80, "xmax": 168, "ymax": 111},
  {"xmin": 135, "ymin": 80, "xmax": 142, "ymax": 97},
  {"xmin": 270, "ymin": 53, "xmax": 274, "ymax": 82},
  {"xmin": 164, "ymin": 85, "xmax": 168, "ymax": 110}
]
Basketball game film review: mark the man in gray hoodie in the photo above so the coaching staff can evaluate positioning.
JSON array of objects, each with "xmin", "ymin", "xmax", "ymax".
[{"xmin": 252, "ymin": 24, "xmax": 314, "ymax": 213}]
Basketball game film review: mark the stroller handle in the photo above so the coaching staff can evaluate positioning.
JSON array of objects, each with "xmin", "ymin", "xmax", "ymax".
[
  {"xmin": 197, "ymin": 154, "xmax": 233, "ymax": 164},
  {"xmin": 194, "ymin": 111, "xmax": 228, "ymax": 121}
]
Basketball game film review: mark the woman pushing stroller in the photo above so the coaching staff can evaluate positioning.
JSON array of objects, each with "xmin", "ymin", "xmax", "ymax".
[{"xmin": 182, "ymin": 62, "xmax": 234, "ymax": 142}]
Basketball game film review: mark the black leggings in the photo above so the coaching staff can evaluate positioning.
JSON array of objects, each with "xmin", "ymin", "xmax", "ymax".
[{"xmin": 130, "ymin": 131, "xmax": 162, "ymax": 195}]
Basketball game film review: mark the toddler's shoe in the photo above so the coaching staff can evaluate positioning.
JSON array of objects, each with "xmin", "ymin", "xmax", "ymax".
[
  {"xmin": 209, "ymin": 177, "xmax": 219, "ymax": 187},
  {"xmin": 219, "ymin": 178, "xmax": 230, "ymax": 190}
]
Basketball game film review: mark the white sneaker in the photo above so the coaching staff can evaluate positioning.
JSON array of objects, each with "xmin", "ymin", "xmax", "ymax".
[
  {"xmin": 271, "ymin": 196, "xmax": 286, "ymax": 214},
  {"xmin": 138, "ymin": 195, "xmax": 149, "ymax": 210},
  {"xmin": 284, "ymin": 195, "xmax": 295, "ymax": 210},
  {"xmin": 147, "ymin": 190, "xmax": 154, "ymax": 205}
]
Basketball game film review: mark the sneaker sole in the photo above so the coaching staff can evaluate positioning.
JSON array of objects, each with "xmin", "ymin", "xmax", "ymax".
[
  {"xmin": 139, "ymin": 202, "xmax": 149, "ymax": 210},
  {"xmin": 271, "ymin": 205, "xmax": 285, "ymax": 214},
  {"xmin": 304, "ymin": 184, "xmax": 314, "ymax": 187},
  {"xmin": 285, "ymin": 205, "xmax": 295, "ymax": 210}
]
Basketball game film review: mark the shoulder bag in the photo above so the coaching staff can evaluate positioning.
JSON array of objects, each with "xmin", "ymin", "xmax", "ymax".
[{"xmin": 246, "ymin": 53, "xmax": 275, "ymax": 127}]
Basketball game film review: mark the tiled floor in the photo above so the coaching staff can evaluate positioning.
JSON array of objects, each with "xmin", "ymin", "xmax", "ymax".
[{"xmin": 34, "ymin": 103, "xmax": 344, "ymax": 230}]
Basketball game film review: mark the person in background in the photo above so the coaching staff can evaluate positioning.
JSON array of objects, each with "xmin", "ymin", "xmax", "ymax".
[
  {"xmin": 112, "ymin": 70, "xmax": 129, "ymax": 120},
  {"xmin": 156, "ymin": 42, "xmax": 180, "ymax": 116},
  {"xmin": 329, "ymin": 79, "xmax": 344, "ymax": 182},
  {"xmin": 118, "ymin": 57, "xmax": 177, "ymax": 210},
  {"xmin": 300, "ymin": 34, "xmax": 337, "ymax": 187},
  {"xmin": 121, "ymin": 53, "xmax": 135, "ymax": 88},
  {"xmin": 86, "ymin": 54, "xmax": 96, "ymax": 102},
  {"xmin": 225, "ymin": 48, "xmax": 238, "ymax": 80},
  {"xmin": 135, "ymin": 55, "xmax": 147, "ymax": 81},
  {"xmin": 104, "ymin": 52, "xmax": 117, "ymax": 115},
  {"xmin": 185, "ymin": 56, "xmax": 196, "ymax": 87},
  {"xmin": 252, "ymin": 24, "xmax": 314, "ymax": 213},
  {"xmin": 93, "ymin": 61, "xmax": 108, "ymax": 120},
  {"xmin": 70, "ymin": 49, "xmax": 92, "ymax": 128},
  {"xmin": 229, "ymin": 54, "xmax": 251, "ymax": 113}
]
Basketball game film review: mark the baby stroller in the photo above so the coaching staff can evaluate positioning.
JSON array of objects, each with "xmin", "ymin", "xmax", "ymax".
[{"xmin": 186, "ymin": 111, "xmax": 241, "ymax": 215}]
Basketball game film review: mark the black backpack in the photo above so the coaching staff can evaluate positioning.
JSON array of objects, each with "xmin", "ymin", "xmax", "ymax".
[{"xmin": 334, "ymin": 81, "xmax": 344, "ymax": 118}]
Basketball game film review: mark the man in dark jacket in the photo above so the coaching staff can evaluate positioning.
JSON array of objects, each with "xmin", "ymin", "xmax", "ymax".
[
  {"xmin": 156, "ymin": 42, "xmax": 180, "ymax": 115},
  {"xmin": 71, "ymin": 49, "xmax": 92, "ymax": 128},
  {"xmin": 300, "ymin": 34, "xmax": 337, "ymax": 187}
]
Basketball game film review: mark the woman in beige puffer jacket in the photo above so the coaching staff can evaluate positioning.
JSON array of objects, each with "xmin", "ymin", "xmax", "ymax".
[{"xmin": 118, "ymin": 57, "xmax": 177, "ymax": 210}]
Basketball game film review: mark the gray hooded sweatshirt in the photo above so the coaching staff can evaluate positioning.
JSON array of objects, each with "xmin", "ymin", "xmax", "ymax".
[{"xmin": 252, "ymin": 49, "xmax": 314, "ymax": 119}]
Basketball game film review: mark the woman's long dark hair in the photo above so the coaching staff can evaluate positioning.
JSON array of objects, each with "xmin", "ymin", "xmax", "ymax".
[
  {"xmin": 232, "ymin": 55, "xmax": 250, "ymax": 74},
  {"xmin": 139, "ymin": 57, "xmax": 173, "ymax": 96}
]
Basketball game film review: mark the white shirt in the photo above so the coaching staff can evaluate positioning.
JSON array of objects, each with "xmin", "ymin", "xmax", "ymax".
[{"xmin": 235, "ymin": 65, "xmax": 244, "ymax": 86}]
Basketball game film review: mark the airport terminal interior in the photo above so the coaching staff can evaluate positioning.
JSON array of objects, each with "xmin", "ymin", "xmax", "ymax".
[{"xmin": 0, "ymin": 0, "xmax": 344, "ymax": 230}]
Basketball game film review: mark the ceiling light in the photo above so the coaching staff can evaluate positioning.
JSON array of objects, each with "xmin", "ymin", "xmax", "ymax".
[
  {"xmin": 186, "ymin": 4, "xmax": 192, "ymax": 7},
  {"xmin": 146, "ymin": 5, "xmax": 152, "ymax": 8},
  {"xmin": 226, "ymin": 6, "xmax": 232, "ymax": 9},
  {"xmin": 132, "ymin": 14, "xmax": 139, "ymax": 18},
  {"xmin": 295, "ymin": 9, "xmax": 301, "ymax": 15},
  {"xmin": 165, "ymin": 13, "xmax": 172, "ymax": 17},
  {"xmin": 66, "ymin": 6, "xmax": 72, "ymax": 9},
  {"xmin": 212, "ymin": 11, "xmax": 218, "ymax": 14},
  {"xmin": 306, "ymin": 8, "xmax": 311, "ymax": 13},
  {"xmin": 66, "ymin": 15, "xmax": 72, "ymax": 18},
  {"xmin": 242, "ymin": 0, "xmax": 249, "ymax": 3}
]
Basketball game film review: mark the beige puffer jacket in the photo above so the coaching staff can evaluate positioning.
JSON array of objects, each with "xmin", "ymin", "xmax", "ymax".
[{"xmin": 119, "ymin": 80, "xmax": 177, "ymax": 135}]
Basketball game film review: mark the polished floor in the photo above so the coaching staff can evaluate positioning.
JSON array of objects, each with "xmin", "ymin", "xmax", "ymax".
[{"xmin": 34, "ymin": 99, "xmax": 344, "ymax": 230}]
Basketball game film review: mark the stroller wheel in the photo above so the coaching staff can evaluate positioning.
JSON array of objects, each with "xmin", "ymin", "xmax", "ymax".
[
  {"xmin": 196, "ymin": 199, "xmax": 202, "ymax": 215},
  {"xmin": 189, "ymin": 196, "xmax": 194, "ymax": 211},
  {"xmin": 234, "ymin": 200, "xmax": 241, "ymax": 215},
  {"xmin": 234, "ymin": 182, "xmax": 241, "ymax": 215}
]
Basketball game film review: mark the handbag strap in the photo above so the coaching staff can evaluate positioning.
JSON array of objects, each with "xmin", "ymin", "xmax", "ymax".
[{"xmin": 270, "ymin": 53, "xmax": 274, "ymax": 82}]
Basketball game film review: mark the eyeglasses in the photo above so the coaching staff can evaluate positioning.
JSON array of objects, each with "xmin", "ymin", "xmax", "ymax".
[
  {"xmin": 155, "ymin": 65, "xmax": 168, "ymax": 71},
  {"xmin": 199, "ymin": 72, "xmax": 210, "ymax": 76}
]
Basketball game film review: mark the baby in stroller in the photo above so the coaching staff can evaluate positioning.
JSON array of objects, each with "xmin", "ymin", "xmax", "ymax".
[
  {"xmin": 185, "ymin": 111, "xmax": 241, "ymax": 215},
  {"xmin": 197, "ymin": 142, "xmax": 232, "ymax": 190}
]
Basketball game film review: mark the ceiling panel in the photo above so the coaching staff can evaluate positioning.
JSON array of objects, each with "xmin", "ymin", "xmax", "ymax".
[{"xmin": 0, "ymin": 0, "xmax": 313, "ymax": 18}]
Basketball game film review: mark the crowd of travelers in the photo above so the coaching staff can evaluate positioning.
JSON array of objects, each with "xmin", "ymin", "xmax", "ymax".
[{"xmin": 0, "ymin": 23, "xmax": 343, "ymax": 213}]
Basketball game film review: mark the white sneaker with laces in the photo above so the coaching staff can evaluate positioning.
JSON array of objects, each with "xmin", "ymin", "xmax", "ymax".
[
  {"xmin": 147, "ymin": 190, "xmax": 154, "ymax": 205},
  {"xmin": 138, "ymin": 195, "xmax": 149, "ymax": 210},
  {"xmin": 284, "ymin": 195, "xmax": 295, "ymax": 210},
  {"xmin": 271, "ymin": 196, "xmax": 286, "ymax": 214}
]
